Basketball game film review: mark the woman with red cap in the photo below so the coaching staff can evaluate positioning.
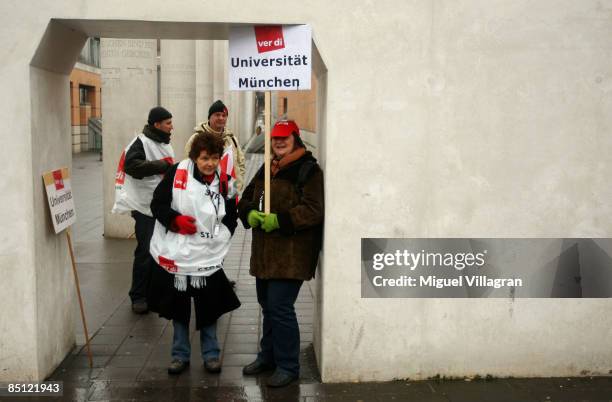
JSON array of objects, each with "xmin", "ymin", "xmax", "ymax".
[{"xmin": 237, "ymin": 120, "xmax": 324, "ymax": 387}]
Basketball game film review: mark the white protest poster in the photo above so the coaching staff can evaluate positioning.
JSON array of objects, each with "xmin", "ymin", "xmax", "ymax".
[
  {"xmin": 43, "ymin": 168, "xmax": 77, "ymax": 234},
  {"xmin": 229, "ymin": 24, "xmax": 312, "ymax": 91},
  {"xmin": 42, "ymin": 167, "xmax": 92, "ymax": 365}
]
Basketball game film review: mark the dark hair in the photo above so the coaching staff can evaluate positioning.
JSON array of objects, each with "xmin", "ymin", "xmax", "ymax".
[
  {"xmin": 292, "ymin": 132, "xmax": 305, "ymax": 149},
  {"xmin": 189, "ymin": 132, "xmax": 224, "ymax": 161}
]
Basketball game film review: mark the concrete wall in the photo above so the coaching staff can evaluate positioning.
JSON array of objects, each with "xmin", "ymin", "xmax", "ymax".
[
  {"xmin": 0, "ymin": 16, "xmax": 86, "ymax": 381},
  {"xmin": 0, "ymin": 15, "xmax": 38, "ymax": 381},
  {"xmin": 2, "ymin": 0, "xmax": 612, "ymax": 382},
  {"xmin": 160, "ymin": 40, "xmax": 196, "ymax": 156},
  {"xmin": 315, "ymin": 1, "xmax": 612, "ymax": 381},
  {"xmin": 195, "ymin": 41, "xmax": 214, "ymax": 119},
  {"xmin": 30, "ymin": 66, "xmax": 76, "ymax": 380},
  {"xmin": 101, "ymin": 38, "xmax": 157, "ymax": 238},
  {"xmin": 0, "ymin": 47, "xmax": 38, "ymax": 382}
]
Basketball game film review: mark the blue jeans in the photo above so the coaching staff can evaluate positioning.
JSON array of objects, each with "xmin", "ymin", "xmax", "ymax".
[
  {"xmin": 171, "ymin": 319, "xmax": 219, "ymax": 362},
  {"xmin": 256, "ymin": 278, "xmax": 303, "ymax": 377}
]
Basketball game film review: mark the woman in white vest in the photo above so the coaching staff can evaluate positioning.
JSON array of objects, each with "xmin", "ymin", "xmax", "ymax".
[{"xmin": 147, "ymin": 132, "xmax": 240, "ymax": 375}]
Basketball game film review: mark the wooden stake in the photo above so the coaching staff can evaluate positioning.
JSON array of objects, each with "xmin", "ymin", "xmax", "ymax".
[
  {"xmin": 66, "ymin": 229, "xmax": 93, "ymax": 368},
  {"xmin": 264, "ymin": 91, "xmax": 271, "ymax": 214}
]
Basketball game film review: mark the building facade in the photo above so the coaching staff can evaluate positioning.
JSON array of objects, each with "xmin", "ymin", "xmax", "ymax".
[{"xmin": 69, "ymin": 38, "xmax": 101, "ymax": 153}]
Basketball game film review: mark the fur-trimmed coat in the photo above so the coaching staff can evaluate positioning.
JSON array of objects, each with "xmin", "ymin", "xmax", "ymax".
[{"xmin": 238, "ymin": 151, "xmax": 324, "ymax": 281}]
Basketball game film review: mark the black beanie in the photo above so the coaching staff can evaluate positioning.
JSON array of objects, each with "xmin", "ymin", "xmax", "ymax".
[
  {"xmin": 208, "ymin": 100, "xmax": 228, "ymax": 119},
  {"xmin": 147, "ymin": 106, "xmax": 172, "ymax": 125}
]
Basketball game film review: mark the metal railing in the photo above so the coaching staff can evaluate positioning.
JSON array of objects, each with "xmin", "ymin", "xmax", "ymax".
[{"xmin": 88, "ymin": 117, "xmax": 103, "ymax": 160}]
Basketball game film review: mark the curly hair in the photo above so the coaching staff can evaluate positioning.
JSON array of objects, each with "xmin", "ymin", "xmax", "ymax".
[{"xmin": 189, "ymin": 132, "xmax": 225, "ymax": 161}]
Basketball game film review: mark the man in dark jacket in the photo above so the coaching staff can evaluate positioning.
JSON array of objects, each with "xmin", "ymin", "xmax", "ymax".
[{"xmin": 120, "ymin": 106, "xmax": 175, "ymax": 314}]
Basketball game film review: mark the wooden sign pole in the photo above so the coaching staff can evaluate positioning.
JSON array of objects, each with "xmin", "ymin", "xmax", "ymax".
[
  {"xmin": 66, "ymin": 229, "xmax": 93, "ymax": 368},
  {"xmin": 264, "ymin": 91, "xmax": 271, "ymax": 214}
]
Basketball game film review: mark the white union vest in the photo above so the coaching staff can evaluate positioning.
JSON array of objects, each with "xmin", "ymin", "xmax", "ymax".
[
  {"xmin": 112, "ymin": 133, "xmax": 174, "ymax": 217},
  {"xmin": 149, "ymin": 159, "xmax": 234, "ymax": 277}
]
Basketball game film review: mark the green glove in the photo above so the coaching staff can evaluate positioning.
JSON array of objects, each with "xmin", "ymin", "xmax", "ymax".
[
  {"xmin": 247, "ymin": 210, "xmax": 265, "ymax": 228},
  {"xmin": 261, "ymin": 213, "xmax": 280, "ymax": 233}
]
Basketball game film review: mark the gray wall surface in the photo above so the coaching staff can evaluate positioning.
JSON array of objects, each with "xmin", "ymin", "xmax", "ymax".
[{"xmin": 101, "ymin": 38, "xmax": 157, "ymax": 238}]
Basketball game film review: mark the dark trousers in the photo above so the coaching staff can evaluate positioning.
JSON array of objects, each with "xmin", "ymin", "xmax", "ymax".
[
  {"xmin": 256, "ymin": 278, "xmax": 303, "ymax": 377},
  {"xmin": 129, "ymin": 211, "xmax": 156, "ymax": 303}
]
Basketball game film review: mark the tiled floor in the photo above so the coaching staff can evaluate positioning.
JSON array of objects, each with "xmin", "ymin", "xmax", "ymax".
[{"xmin": 22, "ymin": 152, "xmax": 612, "ymax": 401}]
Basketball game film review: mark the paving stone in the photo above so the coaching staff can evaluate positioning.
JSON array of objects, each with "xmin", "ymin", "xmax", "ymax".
[
  {"xmin": 222, "ymin": 342, "xmax": 259, "ymax": 354},
  {"xmin": 115, "ymin": 341, "xmax": 155, "ymax": 356},
  {"xmin": 107, "ymin": 354, "xmax": 149, "ymax": 368},
  {"xmin": 96, "ymin": 366, "xmax": 142, "ymax": 381},
  {"xmin": 222, "ymin": 353, "xmax": 258, "ymax": 367},
  {"xmin": 96, "ymin": 325, "xmax": 133, "ymax": 336},
  {"xmin": 76, "ymin": 344, "xmax": 118, "ymax": 356},
  {"xmin": 65, "ymin": 355, "xmax": 112, "ymax": 369},
  {"xmin": 89, "ymin": 333, "xmax": 128, "ymax": 345}
]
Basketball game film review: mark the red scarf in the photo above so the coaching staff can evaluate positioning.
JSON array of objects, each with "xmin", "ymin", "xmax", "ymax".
[{"xmin": 271, "ymin": 147, "xmax": 306, "ymax": 177}]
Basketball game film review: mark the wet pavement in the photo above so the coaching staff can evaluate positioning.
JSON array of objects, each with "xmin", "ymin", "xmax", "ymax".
[{"xmin": 10, "ymin": 152, "xmax": 612, "ymax": 401}]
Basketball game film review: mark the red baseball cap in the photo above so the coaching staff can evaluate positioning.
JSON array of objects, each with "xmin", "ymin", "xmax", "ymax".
[{"xmin": 271, "ymin": 120, "xmax": 300, "ymax": 138}]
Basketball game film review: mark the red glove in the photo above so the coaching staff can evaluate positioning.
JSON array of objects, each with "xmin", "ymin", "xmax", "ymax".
[
  {"xmin": 158, "ymin": 157, "xmax": 175, "ymax": 177},
  {"xmin": 172, "ymin": 215, "xmax": 197, "ymax": 235}
]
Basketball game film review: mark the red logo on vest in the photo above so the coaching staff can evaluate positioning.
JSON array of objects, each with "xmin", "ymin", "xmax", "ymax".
[
  {"xmin": 254, "ymin": 26, "xmax": 284, "ymax": 53},
  {"xmin": 174, "ymin": 169, "xmax": 188, "ymax": 190},
  {"xmin": 52, "ymin": 169, "xmax": 64, "ymax": 190},
  {"xmin": 115, "ymin": 151, "xmax": 126, "ymax": 185},
  {"xmin": 159, "ymin": 256, "xmax": 178, "ymax": 273}
]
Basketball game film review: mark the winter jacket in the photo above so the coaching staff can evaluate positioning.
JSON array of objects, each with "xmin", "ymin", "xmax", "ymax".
[
  {"xmin": 237, "ymin": 151, "xmax": 324, "ymax": 281},
  {"xmin": 124, "ymin": 125, "xmax": 172, "ymax": 179}
]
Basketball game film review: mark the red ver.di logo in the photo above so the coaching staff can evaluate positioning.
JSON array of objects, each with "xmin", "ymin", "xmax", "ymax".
[
  {"xmin": 254, "ymin": 26, "xmax": 284, "ymax": 53},
  {"xmin": 52, "ymin": 169, "xmax": 64, "ymax": 190},
  {"xmin": 115, "ymin": 151, "xmax": 126, "ymax": 185},
  {"xmin": 174, "ymin": 169, "xmax": 188, "ymax": 190}
]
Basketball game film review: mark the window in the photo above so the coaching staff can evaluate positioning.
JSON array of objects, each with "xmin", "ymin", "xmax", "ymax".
[
  {"xmin": 79, "ymin": 86, "xmax": 88, "ymax": 105},
  {"xmin": 90, "ymin": 38, "xmax": 100, "ymax": 68},
  {"xmin": 78, "ymin": 38, "xmax": 100, "ymax": 67}
]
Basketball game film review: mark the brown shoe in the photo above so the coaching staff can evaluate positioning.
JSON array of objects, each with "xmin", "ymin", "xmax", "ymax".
[
  {"xmin": 167, "ymin": 359, "xmax": 189, "ymax": 375},
  {"xmin": 204, "ymin": 358, "xmax": 222, "ymax": 373}
]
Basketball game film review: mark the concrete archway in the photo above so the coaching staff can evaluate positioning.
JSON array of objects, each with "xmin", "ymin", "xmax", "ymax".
[{"xmin": 16, "ymin": 18, "xmax": 327, "ymax": 381}]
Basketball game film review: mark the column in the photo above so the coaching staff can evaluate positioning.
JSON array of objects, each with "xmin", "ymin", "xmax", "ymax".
[
  {"xmin": 101, "ymin": 38, "xmax": 158, "ymax": 238},
  {"xmin": 160, "ymin": 40, "xmax": 196, "ymax": 158},
  {"xmin": 195, "ymin": 40, "xmax": 214, "ymax": 123}
]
